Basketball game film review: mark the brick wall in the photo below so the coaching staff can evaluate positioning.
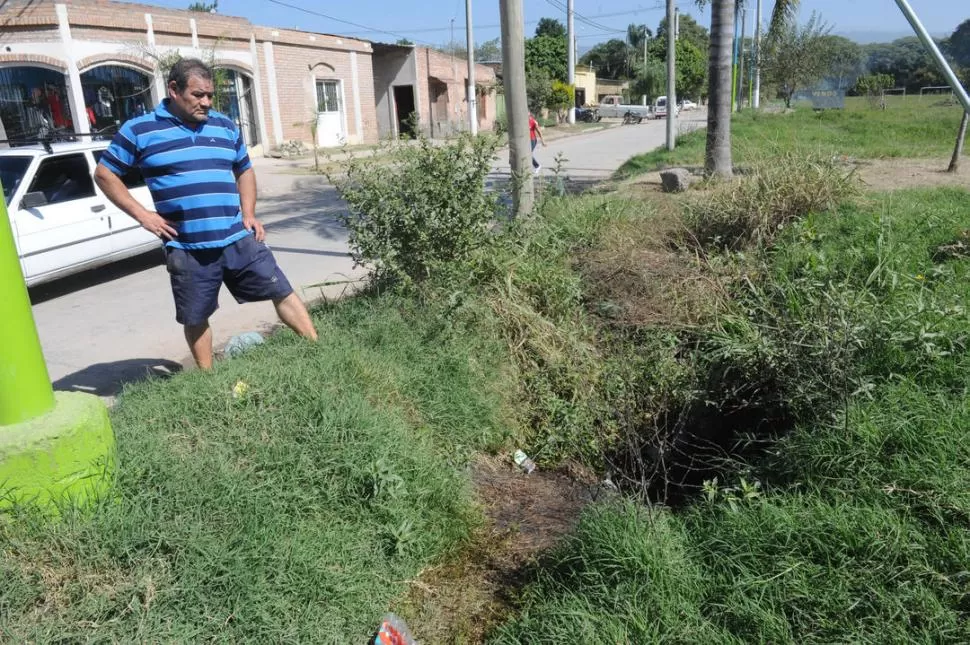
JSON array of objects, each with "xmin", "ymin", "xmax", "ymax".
[
  {"xmin": 0, "ymin": 26, "xmax": 62, "ymax": 46},
  {"xmin": 412, "ymin": 47, "xmax": 497, "ymax": 136},
  {"xmin": 355, "ymin": 52, "xmax": 377, "ymax": 144},
  {"xmin": 269, "ymin": 43, "xmax": 381, "ymax": 144},
  {"xmin": 0, "ymin": 1, "xmax": 58, "ymax": 27}
]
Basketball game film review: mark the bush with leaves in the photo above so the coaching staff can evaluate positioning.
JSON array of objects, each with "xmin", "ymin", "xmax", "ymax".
[
  {"xmin": 331, "ymin": 134, "xmax": 500, "ymax": 290},
  {"xmin": 854, "ymin": 73, "xmax": 895, "ymax": 108},
  {"xmin": 547, "ymin": 81, "xmax": 575, "ymax": 123},
  {"xmin": 526, "ymin": 67, "xmax": 553, "ymax": 115}
]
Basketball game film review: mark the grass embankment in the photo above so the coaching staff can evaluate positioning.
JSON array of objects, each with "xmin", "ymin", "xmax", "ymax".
[
  {"xmin": 491, "ymin": 188, "xmax": 970, "ymax": 640},
  {"xmin": 616, "ymin": 95, "xmax": 968, "ymax": 177},
  {"xmin": 0, "ymin": 298, "xmax": 511, "ymax": 641}
]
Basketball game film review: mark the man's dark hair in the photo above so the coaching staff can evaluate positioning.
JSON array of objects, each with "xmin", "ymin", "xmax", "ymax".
[{"xmin": 168, "ymin": 57, "xmax": 212, "ymax": 91}]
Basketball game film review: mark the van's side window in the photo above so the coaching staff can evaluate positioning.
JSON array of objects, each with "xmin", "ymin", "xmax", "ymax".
[
  {"xmin": 26, "ymin": 154, "xmax": 96, "ymax": 205},
  {"xmin": 92, "ymin": 150, "xmax": 146, "ymax": 189}
]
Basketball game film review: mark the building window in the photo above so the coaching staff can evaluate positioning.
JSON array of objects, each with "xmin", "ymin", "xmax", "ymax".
[
  {"xmin": 316, "ymin": 80, "xmax": 340, "ymax": 113},
  {"xmin": 0, "ymin": 66, "xmax": 72, "ymax": 144},
  {"xmin": 214, "ymin": 68, "xmax": 260, "ymax": 147},
  {"xmin": 80, "ymin": 65, "xmax": 152, "ymax": 135}
]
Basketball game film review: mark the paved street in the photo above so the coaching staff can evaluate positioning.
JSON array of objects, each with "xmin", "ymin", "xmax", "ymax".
[
  {"xmin": 30, "ymin": 110, "xmax": 706, "ymax": 397},
  {"xmin": 496, "ymin": 108, "xmax": 707, "ymax": 185},
  {"xmin": 30, "ymin": 163, "xmax": 362, "ymax": 397}
]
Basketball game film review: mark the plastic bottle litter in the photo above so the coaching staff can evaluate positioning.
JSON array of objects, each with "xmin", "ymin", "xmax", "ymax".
[
  {"xmin": 372, "ymin": 612, "xmax": 416, "ymax": 645},
  {"xmin": 513, "ymin": 449, "xmax": 537, "ymax": 474},
  {"xmin": 224, "ymin": 331, "xmax": 265, "ymax": 358}
]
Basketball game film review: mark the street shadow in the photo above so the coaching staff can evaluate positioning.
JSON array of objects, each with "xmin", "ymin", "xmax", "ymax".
[
  {"xmin": 487, "ymin": 171, "xmax": 608, "ymax": 197},
  {"xmin": 27, "ymin": 248, "xmax": 165, "ymax": 305},
  {"xmin": 52, "ymin": 358, "xmax": 183, "ymax": 398},
  {"xmin": 259, "ymin": 183, "xmax": 348, "ymax": 243},
  {"xmin": 268, "ymin": 245, "xmax": 350, "ymax": 259}
]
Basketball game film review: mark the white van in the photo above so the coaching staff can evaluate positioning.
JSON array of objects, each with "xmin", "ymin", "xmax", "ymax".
[
  {"xmin": 0, "ymin": 140, "xmax": 160, "ymax": 286},
  {"xmin": 652, "ymin": 96, "xmax": 682, "ymax": 119}
]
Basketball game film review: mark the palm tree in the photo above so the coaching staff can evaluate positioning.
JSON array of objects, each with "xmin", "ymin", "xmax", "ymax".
[
  {"xmin": 626, "ymin": 24, "xmax": 651, "ymax": 76},
  {"xmin": 703, "ymin": 0, "xmax": 799, "ymax": 177}
]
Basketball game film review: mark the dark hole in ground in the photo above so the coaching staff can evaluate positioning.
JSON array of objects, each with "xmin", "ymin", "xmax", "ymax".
[{"xmin": 608, "ymin": 371, "xmax": 797, "ymax": 507}]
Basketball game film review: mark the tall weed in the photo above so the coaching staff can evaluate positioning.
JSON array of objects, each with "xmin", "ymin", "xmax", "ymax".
[{"xmin": 682, "ymin": 153, "xmax": 859, "ymax": 251}]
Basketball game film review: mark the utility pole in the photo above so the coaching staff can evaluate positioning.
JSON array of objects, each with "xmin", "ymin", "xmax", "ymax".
[
  {"xmin": 753, "ymin": 0, "xmax": 762, "ymax": 108},
  {"xmin": 736, "ymin": 6, "xmax": 746, "ymax": 112},
  {"xmin": 666, "ymin": 0, "xmax": 676, "ymax": 150},
  {"xmin": 748, "ymin": 7, "xmax": 755, "ymax": 108},
  {"xmin": 500, "ymin": 0, "xmax": 534, "ymax": 217},
  {"xmin": 465, "ymin": 0, "xmax": 477, "ymax": 134},
  {"xmin": 567, "ymin": 0, "xmax": 575, "ymax": 124},
  {"xmin": 893, "ymin": 0, "xmax": 970, "ymax": 114}
]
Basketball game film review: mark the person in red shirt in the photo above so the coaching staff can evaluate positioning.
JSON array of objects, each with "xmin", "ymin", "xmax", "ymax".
[{"xmin": 528, "ymin": 112, "xmax": 545, "ymax": 175}]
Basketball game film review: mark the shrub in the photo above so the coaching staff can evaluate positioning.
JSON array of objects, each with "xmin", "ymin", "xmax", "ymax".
[
  {"xmin": 682, "ymin": 154, "xmax": 859, "ymax": 252},
  {"xmin": 332, "ymin": 134, "xmax": 500, "ymax": 289},
  {"xmin": 547, "ymin": 80, "xmax": 575, "ymax": 123}
]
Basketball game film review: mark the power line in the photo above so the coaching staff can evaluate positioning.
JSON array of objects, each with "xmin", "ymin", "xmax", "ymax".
[
  {"xmin": 545, "ymin": 0, "xmax": 663, "ymax": 34},
  {"xmin": 339, "ymin": 6, "xmax": 664, "ymax": 37},
  {"xmin": 544, "ymin": 0, "xmax": 621, "ymax": 34},
  {"xmin": 263, "ymin": 0, "xmax": 432, "ymax": 44}
]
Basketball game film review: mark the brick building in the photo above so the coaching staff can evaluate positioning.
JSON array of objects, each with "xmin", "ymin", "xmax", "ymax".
[
  {"xmin": 371, "ymin": 43, "xmax": 498, "ymax": 139},
  {"xmin": 0, "ymin": 1, "xmax": 499, "ymax": 154},
  {"xmin": 0, "ymin": 0, "xmax": 380, "ymax": 155}
]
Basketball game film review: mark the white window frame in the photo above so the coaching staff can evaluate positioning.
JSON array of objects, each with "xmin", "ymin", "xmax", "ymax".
[{"xmin": 315, "ymin": 79, "xmax": 342, "ymax": 114}]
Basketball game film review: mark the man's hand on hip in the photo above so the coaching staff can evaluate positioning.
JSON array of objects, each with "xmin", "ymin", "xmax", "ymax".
[
  {"xmin": 138, "ymin": 211, "xmax": 178, "ymax": 240},
  {"xmin": 243, "ymin": 213, "xmax": 266, "ymax": 242}
]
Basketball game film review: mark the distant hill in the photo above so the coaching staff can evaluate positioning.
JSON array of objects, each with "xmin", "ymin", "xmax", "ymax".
[{"xmin": 837, "ymin": 30, "xmax": 948, "ymax": 44}]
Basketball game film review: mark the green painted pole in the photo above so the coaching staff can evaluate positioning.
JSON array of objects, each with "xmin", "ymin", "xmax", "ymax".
[{"xmin": 0, "ymin": 198, "xmax": 54, "ymax": 426}]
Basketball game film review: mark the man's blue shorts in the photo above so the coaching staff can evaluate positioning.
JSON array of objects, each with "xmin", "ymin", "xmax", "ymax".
[{"xmin": 164, "ymin": 233, "xmax": 294, "ymax": 326}]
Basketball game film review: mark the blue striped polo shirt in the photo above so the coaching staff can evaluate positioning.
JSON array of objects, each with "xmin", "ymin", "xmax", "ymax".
[{"xmin": 99, "ymin": 99, "xmax": 253, "ymax": 250}]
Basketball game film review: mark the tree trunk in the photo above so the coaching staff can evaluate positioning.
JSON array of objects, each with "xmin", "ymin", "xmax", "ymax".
[
  {"xmin": 706, "ymin": 0, "xmax": 736, "ymax": 178},
  {"xmin": 947, "ymin": 111, "xmax": 968, "ymax": 173}
]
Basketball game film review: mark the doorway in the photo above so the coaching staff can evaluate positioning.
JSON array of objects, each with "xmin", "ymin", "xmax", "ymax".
[
  {"xmin": 315, "ymin": 79, "xmax": 345, "ymax": 147},
  {"xmin": 393, "ymin": 85, "xmax": 416, "ymax": 138}
]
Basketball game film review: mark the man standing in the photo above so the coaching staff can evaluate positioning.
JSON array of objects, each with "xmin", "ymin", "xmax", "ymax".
[{"xmin": 94, "ymin": 58, "xmax": 317, "ymax": 369}]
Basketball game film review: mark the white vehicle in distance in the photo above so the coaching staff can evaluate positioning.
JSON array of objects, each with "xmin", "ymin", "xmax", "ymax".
[
  {"xmin": 652, "ymin": 96, "xmax": 682, "ymax": 119},
  {"xmin": 679, "ymin": 98, "xmax": 698, "ymax": 111},
  {"xmin": 0, "ymin": 139, "xmax": 160, "ymax": 287},
  {"xmin": 595, "ymin": 95, "xmax": 652, "ymax": 124}
]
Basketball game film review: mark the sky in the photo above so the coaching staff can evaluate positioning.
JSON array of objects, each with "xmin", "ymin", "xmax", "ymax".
[{"xmin": 143, "ymin": 1, "xmax": 966, "ymax": 47}]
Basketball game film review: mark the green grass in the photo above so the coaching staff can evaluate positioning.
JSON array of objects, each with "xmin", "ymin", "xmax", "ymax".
[
  {"xmin": 0, "ymin": 296, "xmax": 511, "ymax": 642},
  {"xmin": 615, "ymin": 95, "xmax": 968, "ymax": 178},
  {"xmin": 490, "ymin": 188, "xmax": 970, "ymax": 643}
]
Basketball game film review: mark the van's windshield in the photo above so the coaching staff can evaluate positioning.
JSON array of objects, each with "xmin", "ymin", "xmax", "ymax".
[{"xmin": 0, "ymin": 156, "xmax": 31, "ymax": 205}]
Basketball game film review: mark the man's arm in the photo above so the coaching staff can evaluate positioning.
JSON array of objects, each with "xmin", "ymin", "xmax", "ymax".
[
  {"xmin": 94, "ymin": 165, "xmax": 177, "ymax": 240},
  {"xmin": 235, "ymin": 166, "xmax": 264, "ymax": 242}
]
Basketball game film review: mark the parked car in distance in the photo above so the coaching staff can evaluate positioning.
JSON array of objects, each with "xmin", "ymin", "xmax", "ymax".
[
  {"xmin": 595, "ymin": 95, "xmax": 651, "ymax": 123},
  {"xmin": 1, "ymin": 140, "xmax": 160, "ymax": 287},
  {"xmin": 652, "ymin": 96, "xmax": 682, "ymax": 119},
  {"xmin": 679, "ymin": 98, "xmax": 698, "ymax": 111}
]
